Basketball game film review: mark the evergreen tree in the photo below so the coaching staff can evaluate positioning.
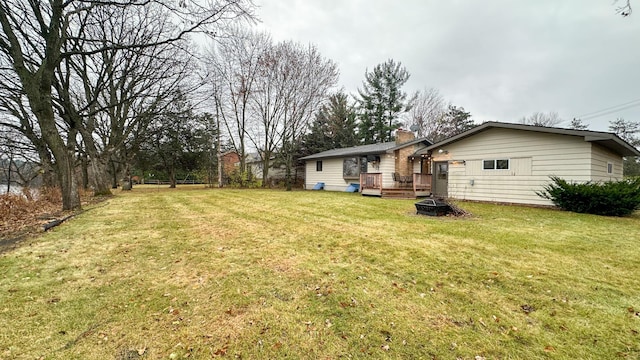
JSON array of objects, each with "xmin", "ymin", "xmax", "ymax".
[
  {"xmin": 356, "ymin": 59, "xmax": 411, "ymax": 144},
  {"xmin": 137, "ymin": 92, "xmax": 211, "ymax": 187},
  {"xmin": 428, "ymin": 105, "xmax": 475, "ymax": 142},
  {"xmin": 302, "ymin": 92, "xmax": 358, "ymax": 155},
  {"xmin": 569, "ymin": 118, "xmax": 588, "ymax": 130}
]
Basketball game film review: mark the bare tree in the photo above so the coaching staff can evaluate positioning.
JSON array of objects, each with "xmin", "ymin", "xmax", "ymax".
[
  {"xmin": 206, "ymin": 27, "xmax": 266, "ymax": 176},
  {"xmin": 0, "ymin": 0, "xmax": 254, "ymax": 210},
  {"xmin": 616, "ymin": 0, "xmax": 632, "ymax": 16},
  {"xmin": 0, "ymin": 90, "xmax": 57, "ymax": 188},
  {"xmin": 248, "ymin": 37, "xmax": 292, "ymax": 186},
  {"xmin": 0, "ymin": 127, "xmax": 42, "ymax": 196},
  {"xmin": 407, "ymin": 88, "xmax": 446, "ymax": 139},
  {"xmin": 61, "ymin": 5, "xmax": 201, "ymax": 194},
  {"xmin": 609, "ymin": 117, "xmax": 640, "ymax": 175},
  {"xmin": 519, "ymin": 111, "xmax": 563, "ymax": 127},
  {"xmin": 205, "ymin": 29, "xmax": 338, "ymax": 189},
  {"xmin": 274, "ymin": 42, "xmax": 339, "ymax": 190},
  {"xmin": 609, "ymin": 118, "xmax": 640, "ymax": 147}
]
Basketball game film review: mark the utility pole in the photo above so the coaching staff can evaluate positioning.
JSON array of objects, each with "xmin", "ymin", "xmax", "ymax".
[{"xmin": 215, "ymin": 87, "xmax": 223, "ymax": 188}]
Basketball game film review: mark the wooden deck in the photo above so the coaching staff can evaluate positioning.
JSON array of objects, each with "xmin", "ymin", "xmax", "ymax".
[{"xmin": 360, "ymin": 173, "xmax": 432, "ymax": 199}]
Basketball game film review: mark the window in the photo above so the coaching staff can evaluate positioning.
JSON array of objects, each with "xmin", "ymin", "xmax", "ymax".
[
  {"xmin": 343, "ymin": 157, "xmax": 368, "ymax": 179},
  {"xmin": 360, "ymin": 156, "xmax": 368, "ymax": 174},
  {"xmin": 483, "ymin": 159, "xmax": 509, "ymax": 170},
  {"xmin": 316, "ymin": 160, "xmax": 323, "ymax": 172},
  {"xmin": 483, "ymin": 160, "xmax": 495, "ymax": 170},
  {"xmin": 607, "ymin": 162, "xmax": 613, "ymax": 174},
  {"xmin": 496, "ymin": 159, "xmax": 509, "ymax": 170},
  {"xmin": 437, "ymin": 163, "xmax": 448, "ymax": 180}
]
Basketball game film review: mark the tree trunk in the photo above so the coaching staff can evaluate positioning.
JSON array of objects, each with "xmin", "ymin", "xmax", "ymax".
[
  {"xmin": 6, "ymin": 149, "xmax": 12, "ymax": 193},
  {"xmin": 90, "ymin": 157, "xmax": 113, "ymax": 195},
  {"xmin": 110, "ymin": 160, "xmax": 119, "ymax": 189},
  {"xmin": 261, "ymin": 151, "xmax": 270, "ymax": 188},
  {"xmin": 79, "ymin": 125, "xmax": 113, "ymax": 195},
  {"xmin": 285, "ymin": 151, "xmax": 292, "ymax": 191},
  {"xmin": 80, "ymin": 154, "xmax": 89, "ymax": 190},
  {"xmin": 216, "ymin": 107, "xmax": 223, "ymax": 188},
  {"xmin": 55, "ymin": 148, "xmax": 81, "ymax": 210},
  {"xmin": 41, "ymin": 161, "xmax": 57, "ymax": 188},
  {"xmin": 37, "ymin": 106, "xmax": 81, "ymax": 210},
  {"xmin": 169, "ymin": 164, "xmax": 176, "ymax": 188}
]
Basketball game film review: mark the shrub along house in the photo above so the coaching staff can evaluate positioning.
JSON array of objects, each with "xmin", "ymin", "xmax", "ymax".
[
  {"xmin": 412, "ymin": 122, "xmax": 640, "ymax": 206},
  {"xmin": 300, "ymin": 130, "xmax": 433, "ymax": 198}
]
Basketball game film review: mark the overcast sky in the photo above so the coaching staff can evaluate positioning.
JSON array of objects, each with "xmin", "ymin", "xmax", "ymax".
[{"xmin": 254, "ymin": 0, "xmax": 639, "ymax": 131}]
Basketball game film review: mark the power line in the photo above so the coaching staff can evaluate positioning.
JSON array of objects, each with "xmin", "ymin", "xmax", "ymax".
[
  {"xmin": 575, "ymin": 97, "xmax": 640, "ymax": 120},
  {"xmin": 580, "ymin": 101, "xmax": 640, "ymax": 121}
]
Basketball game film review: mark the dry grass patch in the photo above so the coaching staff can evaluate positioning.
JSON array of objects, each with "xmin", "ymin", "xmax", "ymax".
[{"xmin": 1, "ymin": 185, "xmax": 639, "ymax": 359}]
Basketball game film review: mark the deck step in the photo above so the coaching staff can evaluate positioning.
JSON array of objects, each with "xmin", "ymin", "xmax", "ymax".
[{"xmin": 381, "ymin": 188, "xmax": 416, "ymax": 199}]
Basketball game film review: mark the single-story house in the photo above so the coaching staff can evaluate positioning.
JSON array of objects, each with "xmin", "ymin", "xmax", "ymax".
[
  {"xmin": 246, "ymin": 152, "xmax": 289, "ymax": 184},
  {"xmin": 300, "ymin": 122, "xmax": 640, "ymax": 206},
  {"xmin": 414, "ymin": 121, "xmax": 640, "ymax": 206},
  {"xmin": 300, "ymin": 130, "xmax": 433, "ymax": 197},
  {"xmin": 221, "ymin": 151, "xmax": 241, "ymax": 175}
]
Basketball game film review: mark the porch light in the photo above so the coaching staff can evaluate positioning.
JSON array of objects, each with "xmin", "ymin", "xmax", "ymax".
[{"xmin": 438, "ymin": 149, "xmax": 448, "ymax": 154}]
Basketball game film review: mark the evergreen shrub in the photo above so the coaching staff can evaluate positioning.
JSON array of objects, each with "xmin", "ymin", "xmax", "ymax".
[{"xmin": 537, "ymin": 176, "xmax": 640, "ymax": 216}]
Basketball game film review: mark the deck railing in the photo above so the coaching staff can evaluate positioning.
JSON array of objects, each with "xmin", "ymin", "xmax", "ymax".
[
  {"xmin": 359, "ymin": 172, "xmax": 382, "ymax": 192},
  {"xmin": 358, "ymin": 172, "xmax": 431, "ymax": 196},
  {"xmin": 413, "ymin": 173, "xmax": 432, "ymax": 193}
]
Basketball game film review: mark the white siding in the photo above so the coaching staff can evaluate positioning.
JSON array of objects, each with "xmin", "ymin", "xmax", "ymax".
[
  {"xmin": 304, "ymin": 158, "xmax": 353, "ymax": 191},
  {"xmin": 379, "ymin": 154, "xmax": 396, "ymax": 188},
  {"xmin": 304, "ymin": 155, "xmax": 395, "ymax": 191},
  {"xmin": 591, "ymin": 143, "xmax": 624, "ymax": 181},
  {"xmin": 431, "ymin": 128, "xmax": 607, "ymax": 206}
]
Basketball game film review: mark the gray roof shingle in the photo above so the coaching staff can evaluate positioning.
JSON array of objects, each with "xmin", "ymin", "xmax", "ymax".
[
  {"xmin": 301, "ymin": 138, "xmax": 431, "ymax": 160},
  {"xmin": 413, "ymin": 121, "xmax": 640, "ymax": 157}
]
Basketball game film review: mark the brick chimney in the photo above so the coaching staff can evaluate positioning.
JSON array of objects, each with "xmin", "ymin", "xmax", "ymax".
[{"xmin": 395, "ymin": 129, "xmax": 415, "ymax": 145}]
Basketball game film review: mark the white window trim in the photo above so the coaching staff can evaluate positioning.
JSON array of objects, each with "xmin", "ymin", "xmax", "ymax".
[{"xmin": 482, "ymin": 159, "xmax": 510, "ymax": 171}]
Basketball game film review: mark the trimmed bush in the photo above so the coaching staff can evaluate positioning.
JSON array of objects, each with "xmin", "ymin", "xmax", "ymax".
[{"xmin": 537, "ymin": 176, "xmax": 640, "ymax": 216}]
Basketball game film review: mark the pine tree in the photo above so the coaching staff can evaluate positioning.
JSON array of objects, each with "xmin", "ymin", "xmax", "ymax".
[
  {"xmin": 302, "ymin": 92, "xmax": 358, "ymax": 155},
  {"xmin": 356, "ymin": 59, "xmax": 410, "ymax": 144},
  {"xmin": 569, "ymin": 118, "xmax": 588, "ymax": 130}
]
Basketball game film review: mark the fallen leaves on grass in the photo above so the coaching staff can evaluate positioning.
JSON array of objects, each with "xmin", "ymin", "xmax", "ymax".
[
  {"xmin": 0, "ymin": 189, "xmax": 61, "ymax": 238},
  {"xmin": 520, "ymin": 304, "xmax": 536, "ymax": 314},
  {"xmin": 0, "ymin": 187, "xmax": 102, "ymax": 241},
  {"xmin": 212, "ymin": 346, "xmax": 227, "ymax": 356}
]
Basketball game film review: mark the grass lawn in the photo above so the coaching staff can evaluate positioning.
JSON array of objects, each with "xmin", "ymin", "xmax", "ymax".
[{"xmin": 1, "ymin": 185, "xmax": 639, "ymax": 359}]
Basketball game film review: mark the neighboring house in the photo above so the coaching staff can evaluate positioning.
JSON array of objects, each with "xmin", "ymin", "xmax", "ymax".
[
  {"xmin": 412, "ymin": 122, "xmax": 640, "ymax": 206},
  {"xmin": 246, "ymin": 153, "xmax": 287, "ymax": 182},
  {"xmin": 300, "ymin": 130, "xmax": 433, "ymax": 197},
  {"xmin": 221, "ymin": 151, "xmax": 241, "ymax": 177}
]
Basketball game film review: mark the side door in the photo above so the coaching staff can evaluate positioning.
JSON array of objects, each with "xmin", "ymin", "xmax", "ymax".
[{"xmin": 433, "ymin": 161, "xmax": 448, "ymax": 197}]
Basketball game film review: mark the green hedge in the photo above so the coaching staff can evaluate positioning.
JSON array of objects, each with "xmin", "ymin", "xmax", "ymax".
[{"xmin": 537, "ymin": 176, "xmax": 640, "ymax": 216}]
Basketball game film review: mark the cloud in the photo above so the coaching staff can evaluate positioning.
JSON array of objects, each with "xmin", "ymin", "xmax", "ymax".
[{"xmin": 256, "ymin": 0, "xmax": 640, "ymax": 131}]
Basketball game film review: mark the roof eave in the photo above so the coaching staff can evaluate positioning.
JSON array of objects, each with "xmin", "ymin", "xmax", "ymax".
[{"xmin": 413, "ymin": 121, "xmax": 640, "ymax": 157}]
